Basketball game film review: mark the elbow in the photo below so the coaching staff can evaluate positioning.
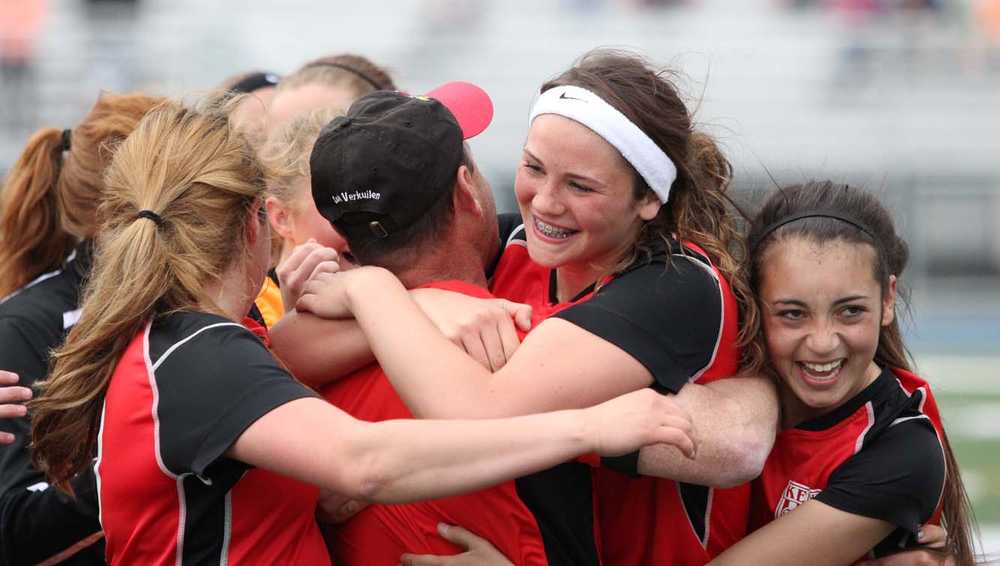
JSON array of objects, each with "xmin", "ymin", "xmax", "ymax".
[
  {"xmin": 334, "ymin": 449, "xmax": 391, "ymax": 504},
  {"xmin": 717, "ymin": 419, "xmax": 774, "ymax": 487}
]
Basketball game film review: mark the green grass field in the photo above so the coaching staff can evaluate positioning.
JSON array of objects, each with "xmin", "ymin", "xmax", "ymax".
[{"xmin": 937, "ymin": 392, "xmax": 1000, "ymax": 526}]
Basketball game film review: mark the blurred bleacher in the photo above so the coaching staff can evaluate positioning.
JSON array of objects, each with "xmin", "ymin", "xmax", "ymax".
[{"xmin": 2, "ymin": 0, "xmax": 999, "ymax": 557}]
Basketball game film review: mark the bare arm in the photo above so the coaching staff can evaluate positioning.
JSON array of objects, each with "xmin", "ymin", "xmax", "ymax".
[
  {"xmin": 271, "ymin": 290, "xmax": 530, "ymax": 389},
  {"xmin": 269, "ymin": 311, "xmax": 374, "ymax": 388},
  {"xmin": 708, "ymin": 499, "xmax": 894, "ymax": 566},
  {"xmin": 636, "ymin": 376, "xmax": 779, "ymax": 487},
  {"xmin": 229, "ymin": 388, "xmax": 695, "ymax": 504},
  {"xmin": 297, "ymin": 267, "xmax": 766, "ymax": 487}
]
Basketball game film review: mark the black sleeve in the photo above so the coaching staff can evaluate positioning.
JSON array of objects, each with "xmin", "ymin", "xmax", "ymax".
[
  {"xmin": 0, "ymin": 318, "xmax": 54, "ymax": 495},
  {"xmin": 154, "ymin": 325, "xmax": 317, "ymax": 477},
  {"xmin": 0, "ymin": 467, "xmax": 103, "ymax": 566},
  {"xmin": 815, "ymin": 417, "xmax": 945, "ymax": 536},
  {"xmin": 555, "ymin": 257, "xmax": 722, "ymax": 393}
]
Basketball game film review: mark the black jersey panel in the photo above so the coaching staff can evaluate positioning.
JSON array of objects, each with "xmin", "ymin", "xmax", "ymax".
[
  {"xmin": 554, "ymin": 258, "xmax": 722, "ymax": 393},
  {"xmin": 0, "ymin": 466, "xmax": 104, "ymax": 566},
  {"xmin": 496, "ymin": 212, "xmax": 524, "ymax": 245},
  {"xmin": 678, "ymin": 482, "xmax": 711, "ymax": 546},
  {"xmin": 149, "ymin": 313, "xmax": 316, "ymax": 477},
  {"xmin": 815, "ymin": 417, "xmax": 944, "ymax": 536},
  {"xmin": 515, "ymin": 462, "xmax": 600, "ymax": 566},
  {"xmin": 0, "ymin": 319, "xmax": 52, "ymax": 494},
  {"xmin": 487, "ymin": 213, "xmax": 525, "ymax": 280}
]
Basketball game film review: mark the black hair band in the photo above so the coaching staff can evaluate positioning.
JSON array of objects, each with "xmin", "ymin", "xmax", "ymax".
[
  {"xmin": 61, "ymin": 129, "xmax": 72, "ymax": 152},
  {"xmin": 136, "ymin": 210, "xmax": 165, "ymax": 227},
  {"xmin": 304, "ymin": 61, "xmax": 383, "ymax": 91},
  {"xmin": 751, "ymin": 210, "xmax": 876, "ymax": 252}
]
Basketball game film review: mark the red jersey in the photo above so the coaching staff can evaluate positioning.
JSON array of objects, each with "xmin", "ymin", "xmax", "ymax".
[
  {"xmin": 321, "ymin": 280, "xmax": 548, "ymax": 566},
  {"xmin": 96, "ymin": 312, "xmax": 327, "ymax": 566},
  {"xmin": 751, "ymin": 368, "xmax": 946, "ymax": 561},
  {"xmin": 489, "ymin": 221, "xmax": 749, "ymax": 566}
]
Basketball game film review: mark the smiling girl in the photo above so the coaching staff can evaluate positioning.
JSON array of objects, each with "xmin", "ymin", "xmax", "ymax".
[{"xmin": 709, "ymin": 181, "xmax": 978, "ymax": 565}]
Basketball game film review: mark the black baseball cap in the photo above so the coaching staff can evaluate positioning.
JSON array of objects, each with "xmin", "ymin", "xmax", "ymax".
[{"xmin": 310, "ymin": 81, "xmax": 493, "ymax": 240}]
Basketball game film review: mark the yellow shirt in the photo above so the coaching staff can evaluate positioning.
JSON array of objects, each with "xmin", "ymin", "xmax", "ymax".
[{"xmin": 254, "ymin": 275, "xmax": 284, "ymax": 329}]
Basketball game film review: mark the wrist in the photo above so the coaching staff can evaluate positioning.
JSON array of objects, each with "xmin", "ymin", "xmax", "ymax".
[{"xmin": 345, "ymin": 266, "xmax": 401, "ymax": 312}]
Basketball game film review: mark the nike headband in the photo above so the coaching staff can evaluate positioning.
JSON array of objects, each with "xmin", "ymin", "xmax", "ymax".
[{"xmin": 528, "ymin": 85, "xmax": 677, "ymax": 204}]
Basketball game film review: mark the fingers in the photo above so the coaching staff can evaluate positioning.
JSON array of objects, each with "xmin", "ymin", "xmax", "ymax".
[
  {"xmin": 0, "ymin": 385, "xmax": 32, "ymax": 404},
  {"xmin": 435, "ymin": 523, "xmax": 479, "ymax": 550},
  {"xmin": 277, "ymin": 240, "xmax": 341, "ymax": 306},
  {"xmin": 400, "ymin": 554, "xmax": 446, "ymax": 566},
  {"xmin": 0, "ymin": 431, "xmax": 14, "ymax": 445},
  {"xmin": 498, "ymin": 300, "xmax": 532, "ymax": 332},
  {"xmin": 496, "ymin": 318, "xmax": 521, "ymax": 365},
  {"xmin": 0, "ymin": 370, "xmax": 19, "ymax": 385},
  {"xmin": 479, "ymin": 325, "xmax": 508, "ymax": 372},
  {"xmin": 917, "ymin": 525, "xmax": 948, "ymax": 549},
  {"xmin": 460, "ymin": 333, "xmax": 493, "ymax": 371},
  {"xmin": 654, "ymin": 424, "xmax": 697, "ymax": 460},
  {"xmin": 0, "ymin": 403, "xmax": 29, "ymax": 419},
  {"xmin": 308, "ymin": 258, "xmax": 341, "ymax": 282}
]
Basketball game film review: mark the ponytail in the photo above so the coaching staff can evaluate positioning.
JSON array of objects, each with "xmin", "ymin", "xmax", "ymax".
[
  {"xmin": 0, "ymin": 128, "xmax": 76, "ymax": 297},
  {"xmin": 0, "ymin": 92, "xmax": 163, "ymax": 298},
  {"xmin": 31, "ymin": 98, "xmax": 267, "ymax": 491}
]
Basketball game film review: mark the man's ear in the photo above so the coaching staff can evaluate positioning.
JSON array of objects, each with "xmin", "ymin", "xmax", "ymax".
[
  {"xmin": 265, "ymin": 196, "xmax": 296, "ymax": 242},
  {"xmin": 453, "ymin": 165, "xmax": 484, "ymax": 217}
]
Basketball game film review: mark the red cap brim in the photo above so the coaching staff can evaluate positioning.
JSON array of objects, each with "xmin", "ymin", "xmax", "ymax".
[{"xmin": 426, "ymin": 81, "xmax": 493, "ymax": 140}]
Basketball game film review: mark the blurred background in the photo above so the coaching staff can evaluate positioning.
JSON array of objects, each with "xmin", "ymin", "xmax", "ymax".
[{"xmin": 2, "ymin": 0, "xmax": 998, "ymax": 557}]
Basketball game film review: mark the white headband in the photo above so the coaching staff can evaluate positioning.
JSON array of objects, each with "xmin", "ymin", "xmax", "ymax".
[{"xmin": 528, "ymin": 85, "xmax": 677, "ymax": 204}]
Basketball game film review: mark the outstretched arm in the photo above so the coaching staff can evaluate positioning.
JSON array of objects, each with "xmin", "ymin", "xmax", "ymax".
[
  {"xmin": 708, "ymin": 500, "xmax": 894, "ymax": 566},
  {"xmin": 296, "ymin": 267, "xmax": 772, "ymax": 488},
  {"xmin": 636, "ymin": 376, "xmax": 778, "ymax": 487},
  {"xmin": 229, "ymin": 388, "xmax": 695, "ymax": 503}
]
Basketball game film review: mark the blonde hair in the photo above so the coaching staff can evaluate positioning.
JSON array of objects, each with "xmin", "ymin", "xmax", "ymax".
[
  {"xmin": 0, "ymin": 93, "xmax": 162, "ymax": 297},
  {"xmin": 31, "ymin": 97, "xmax": 268, "ymax": 490},
  {"xmin": 260, "ymin": 107, "xmax": 343, "ymax": 205},
  {"xmin": 278, "ymin": 53, "xmax": 395, "ymax": 98}
]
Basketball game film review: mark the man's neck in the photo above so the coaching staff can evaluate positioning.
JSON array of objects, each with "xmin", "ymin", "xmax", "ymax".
[{"xmin": 393, "ymin": 239, "xmax": 488, "ymax": 290}]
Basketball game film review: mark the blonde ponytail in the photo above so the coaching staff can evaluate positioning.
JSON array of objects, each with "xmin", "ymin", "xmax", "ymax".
[{"xmin": 32, "ymin": 98, "xmax": 268, "ymax": 490}]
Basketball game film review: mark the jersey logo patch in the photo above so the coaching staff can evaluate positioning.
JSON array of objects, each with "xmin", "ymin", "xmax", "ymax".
[{"xmin": 775, "ymin": 480, "xmax": 821, "ymax": 517}]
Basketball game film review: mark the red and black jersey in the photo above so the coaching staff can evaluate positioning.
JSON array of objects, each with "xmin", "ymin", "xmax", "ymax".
[
  {"xmin": 0, "ymin": 243, "xmax": 107, "ymax": 565},
  {"xmin": 489, "ymin": 218, "xmax": 749, "ymax": 566},
  {"xmin": 322, "ymin": 280, "xmax": 548, "ymax": 566},
  {"xmin": 751, "ymin": 367, "xmax": 946, "ymax": 562},
  {"xmin": 96, "ymin": 311, "xmax": 326, "ymax": 566}
]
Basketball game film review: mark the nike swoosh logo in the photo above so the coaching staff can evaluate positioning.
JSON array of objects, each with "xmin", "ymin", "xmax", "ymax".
[{"xmin": 559, "ymin": 92, "xmax": 583, "ymax": 101}]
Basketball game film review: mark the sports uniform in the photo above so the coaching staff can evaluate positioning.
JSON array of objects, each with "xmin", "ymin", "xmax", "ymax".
[
  {"xmin": 96, "ymin": 311, "xmax": 325, "ymax": 566},
  {"xmin": 322, "ymin": 279, "xmax": 548, "ymax": 566},
  {"xmin": 489, "ymin": 218, "xmax": 750, "ymax": 565},
  {"xmin": 751, "ymin": 367, "xmax": 946, "ymax": 562},
  {"xmin": 0, "ymin": 242, "xmax": 105, "ymax": 565}
]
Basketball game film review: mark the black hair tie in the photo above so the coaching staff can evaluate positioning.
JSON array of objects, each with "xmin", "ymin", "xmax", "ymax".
[
  {"xmin": 305, "ymin": 61, "xmax": 383, "ymax": 91},
  {"xmin": 136, "ymin": 210, "xmax": 165, "ymax": 227},
  {"xmin": 750, "ymin": 210, "xmax": 876, "ymax": 253},
  {"xmin": 61, "ymin": 129, "xmax": 72, "ymax": 152}
]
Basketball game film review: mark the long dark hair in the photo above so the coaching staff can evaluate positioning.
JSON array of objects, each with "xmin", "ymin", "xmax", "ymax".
[
  {"xmin": 541, "ymin": 49, "xmax": 756, "ymax": 351},
  {"xmin": 747, "ymin": 180, "xmax": 979, "ymax": 565}
]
